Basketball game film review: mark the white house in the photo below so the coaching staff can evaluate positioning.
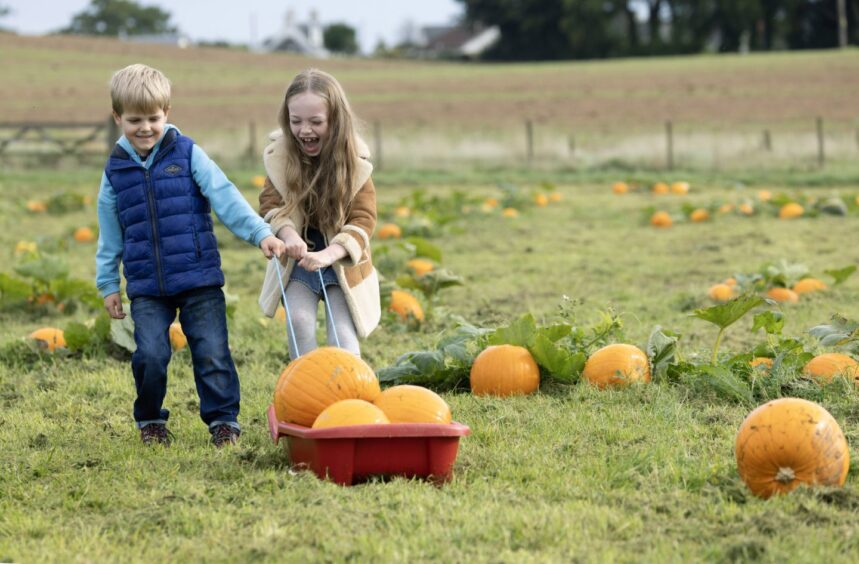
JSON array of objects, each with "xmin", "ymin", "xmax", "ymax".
[{"xmin": 262, "ymin": 9, "xmax": 328, "ymax": 58}]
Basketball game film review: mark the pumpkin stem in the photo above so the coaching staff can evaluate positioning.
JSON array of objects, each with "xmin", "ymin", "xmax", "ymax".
[
  {"xmin": 775, "ymin": 466, "xmax": 796, "ymax": 484},
  {"xmin": 711, "ymin": 328, "xmax": 725, "ymax": 364}
]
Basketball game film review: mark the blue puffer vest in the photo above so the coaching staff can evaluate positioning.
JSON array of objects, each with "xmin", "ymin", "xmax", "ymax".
[{"xmin": 105, "ymin": 129, "xmax": 224, "ymax": 299}]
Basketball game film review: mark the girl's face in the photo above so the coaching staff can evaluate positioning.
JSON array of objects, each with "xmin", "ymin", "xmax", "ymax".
[{"xmin": 288, "ymin": 92, "xmax": 329, "ymax": 157}]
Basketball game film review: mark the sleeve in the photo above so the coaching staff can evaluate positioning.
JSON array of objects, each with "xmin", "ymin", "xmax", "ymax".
[
  {"xmin": 258, "ymin": 176, "xmax": 299, "ymax": 237},
  {"xmin": 191, "ymin": 145, "xmax": 273, "ymax": 246},
  {"xmin": 329, "ymin": 177, "xmax": 377, "ymax": 266},
  {"xmin": 95, "ymin": 172, "xmax": 124, "ymax": 298}
]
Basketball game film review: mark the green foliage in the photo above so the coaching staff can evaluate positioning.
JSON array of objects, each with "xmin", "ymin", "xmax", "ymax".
[
  {"xmin": 690, "ymin": 293, "xmax": 767, "ymax": 363},
  {"xmin": 809, "ymin": 314, "xmax": 859, "ymax": 355},
  {"xmin": 60, "ymin": 0, "xmax": 177, "ymax": 37},
  {"xmin": 323, "ymin": 23, "xmax": 359, "ymax": 54}
]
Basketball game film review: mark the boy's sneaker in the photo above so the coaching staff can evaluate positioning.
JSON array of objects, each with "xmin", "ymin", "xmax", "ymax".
[
  {"xmin": 211, "ymin": 424, "xmax": 240, "ymax": 448},
  {"xmin": 140, "ymin": 423, "xmax": 173, "ymax": 446}
]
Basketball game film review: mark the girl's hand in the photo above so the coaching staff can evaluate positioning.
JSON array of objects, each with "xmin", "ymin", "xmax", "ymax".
[
  {"xmin": 276, "ymin": 226, "xmax": 307, "ymax": 260},
  {"xmin": 259, "ymin": 235, "xmax": 286, "ymax": 259},
  {"xmin": 298, "ymin": 244, "xmax": 347, "ymax": 272}
]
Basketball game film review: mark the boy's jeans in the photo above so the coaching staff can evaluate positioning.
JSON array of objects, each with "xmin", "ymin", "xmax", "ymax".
[{"xmin": 130, "ymin": 286, "xmax": 240, "ymax": 431}]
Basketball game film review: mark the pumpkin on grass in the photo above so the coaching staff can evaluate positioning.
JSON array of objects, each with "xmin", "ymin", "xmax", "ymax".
[
  {"xmin": 389, "ymin": 290, "xmax": 424, "ymax": 322},
  {"xmin": 374, "ymin": 385, "xmax": 451, "ymax": 424},
  {"xmin": 749, "ymin": 357, "xmax": 773, "ymax": 371},
  {"xmin": 274, "ymin": 347, "xmax": 381, "ymax": 426},
  {"xmin": 792, "ymin": 278, "xmax": 827, "ymax": 294},
  {"xmin": 73, "ymin": 226, "xmax": 96, "ymax": 243},
  {"xmin": 377, "ymin": 223, "xmax": 402, "ymax": 239},
  {"xmin": 582, "ymin": 343, "xmax": 650, "ymax": 389},
  {"xmin": 690, "ymin": 208, "xmax": 710, "ymax": 222},
  {"xmin": 735, "ymin": 398, "xmax": 849, "ymax": 498},
  {"xmin": 612, "ymin": 182, "xmax": 628, "ymax": 194},
  {"xmin": 406, "ymin": 258, "xmax": 434, "ymax": 277},
  {"xmin": 650, "ymin": 211, "xmax": 672, "ymax": 228},
  {"xmin": 29, "ymin": 327, "xmax": 66, "ymax": 352},
  {"xmin": 707, "ymin": 283, "xmax": 735, "ymax": 302},
  {"xmin": 169, "ymin": 322, "xmax": 187, "ymax": 351},
  {"xmin": 470, "ymin": 345, "xmax": 539, "ymax": 396},
  {"xmin": 778, "ymin": 203, "xmax": 804, "ymax": 219},
  {"xmin": 312, "ymin": 399, "xmax": 390, "ymax": 429},
  {"xmin": 802, "ymin": 353, "xmax": 859, "ymax": 384},
  {"xmin": 766, "ymin": 287, "xmax": 799, "ymax": 303}
]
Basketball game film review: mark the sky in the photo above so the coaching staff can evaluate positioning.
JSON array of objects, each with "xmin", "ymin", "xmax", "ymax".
[{"xmin": 1, "ymin": 0, "xmax": 464, "ymax": 53}]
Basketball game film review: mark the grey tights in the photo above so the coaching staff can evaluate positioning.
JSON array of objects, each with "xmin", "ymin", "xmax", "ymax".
[{"xmin": 284, "ymin": 281, "xmax": 360, "ymax": 359}]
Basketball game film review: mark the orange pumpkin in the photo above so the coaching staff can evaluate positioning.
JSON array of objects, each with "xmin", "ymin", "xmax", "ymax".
[
  {"xmin": 690, "ymin": 208, "xmax": 710, "ymax": 222},
  {"xmin": 708, "ymin": 283, "xmax": 735, "ymax": 303},
  {"xmin": 274, "ymin": 347, "xmax": 381, "ymax": 426},
  {"xmin": 650, "ymin": 211, "xmax": 672, "ymax": 228},
  {"xmin": 534, "ymin": 193, "xmax": 549, "ymax": 207},
  {"xmin": 738, "ymin": 203, "xmax": 754, "ymax": 215},
  {"xmin": 671, "ymin": 181, "xmax": 690, "ymax": 195},
  {"xmin": 26, "ymin": 200, "xmax": 47, "ymax": 213},
  {"xmin": 483, "ymin": 197, "xmax": 499, "ymax": 208},
  {"xmin": 73, "ymin": 226, "xmax": 96, "ymax": 243},
  {"xmin": 251, "ymin": 175, "xmax": 266, "ymax": 188},
  {"xmin": 757, "ymin": 190, "xmax": 772, "ymax": 202},
  {"xmin": 792, "ymin": 278, "xmax": 827, "ymax": 294},
  {"xmin": 735, "ymin": 398, "xmax": 849, "ymax": 498},
  {"xmin": 389, "ymin": 290, "xmax": 424, "ymax": 322},
  {"xmin": 406, "ymin": 258, "xmax": 434, "ymax": 277},
  {"xmin": 311, "ymin": 399, "xmax": 390, "ymax": 429},
  {"xmin": 394, "ymin": 206, "xmax": 411, "ymax": 218},
  {"xmin": 373, "ymin": 385, "xmax": 451, "ymax": 424},
  {"xmin": 470, "ymin": 344, "xmax": 540, "ymax": 396},
  {"xmin": 766, "ymin": 287, "xmax": 799, "ymax": 303},
  {"xmin": 582, "ymin": 343, "xmax": 650, "ymax": 389},
  {"xmin": 724, "ymin": 277, "xmax": 737, "ymax": 287},
  {"xmin": 501, "ymin": 207, "xmax": 519, "ymax": 218},
  {"xmin": 548, "ymin": 192, "xmax": 562, "ymax": 202},
  {"xmin": 29, "ymin": 327, "xmax": 66, "ymax": 352},
  {"xmin": 612, "ymin": 182, "xmax": 629, "ymax": 194},
  {"xmin": 377, "ymin": 223, "xmax": 402, "ymax": 239},
  {"xmin": 169, "ymin": 322, "xmax": 187, "ymax": 351},
  {"xmin": 718, "ymin": 203, "xmax": 734, "ymax": 213},
  {"xmin": 802, "ymin": 353, "xmax": 859, "ymax": 384},
  {"xmin": 778, "ymin": 203, "xmax": 804, "ymax": 219},
  {"xmin": 749, "ymin": 357, "xmax": 773, "ymax": 371},
  {"xmin": 652, "ymin": 182, "xmax": 670, "ymax": 195}
]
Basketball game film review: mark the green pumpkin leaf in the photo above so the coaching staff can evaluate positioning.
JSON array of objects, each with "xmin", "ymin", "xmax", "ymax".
[
  {"xmin": 487, "ymin": 313, "xmax": 537, "ymax": 348},
  {"xmin": 809, "ymin": 314, "xmax": 859, "ymax": 347},
  {"xmin": 824, "ymin": 265, "xmax": 856, "ymax": 286},
  {"xmin": 690, "ymin": 293, "xmax": 765, "ymax": 330},
  {"xmin": 404, "ymin": 237, "xmax": 442, "ymax": 262},
  {"xmin": 751, "ymin": 311, "xmax": 784, "ymax": 335},
  {"xmin": 647, "ymin": 325, "xmax": 680, "ymax": 378},
  {"xmin": 530, "ymin": 334, "xmax": 583, "ymax": 383}
]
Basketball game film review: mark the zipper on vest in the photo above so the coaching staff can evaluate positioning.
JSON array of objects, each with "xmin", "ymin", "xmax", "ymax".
[{"xmin": 144, "ymin": 169, "xmax": 167, "ymax": 295}]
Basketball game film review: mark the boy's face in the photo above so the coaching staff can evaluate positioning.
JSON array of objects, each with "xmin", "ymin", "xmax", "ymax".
[
  {"xmin": 113, "ymin": 107, "xmax": 168, "ymax": 157},
  {"xmin": 288, "ymin": 92, "xmax": 329, "ymax": 157}
]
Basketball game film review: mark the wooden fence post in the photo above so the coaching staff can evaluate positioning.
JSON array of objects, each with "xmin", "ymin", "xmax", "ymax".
[
  {"xmin": 816, "ymin": 117, "xmax": 825, "ymax": 168},
  {"xmin": 247, "ymin": 121, "xmax": 257, "ymax": 164},
  {"xmin": 762, "ymin": 129, "xmax": 771, "ymax": 151},
  {"xmin": 665, "ymin": 120, "xmax": 674, "ymax": 170},
  {"xmin": 373, "ymin": 120, "xmax": 382, "ymax": 171},
  {"xmin": 525, "ymin": 120, "xmax": 534, "ymax": 166}
]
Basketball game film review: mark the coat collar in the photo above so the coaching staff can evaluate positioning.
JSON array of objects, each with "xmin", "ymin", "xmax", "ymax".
[{"xmin": 262, "ymin": 130, "xmax": 373, "ymax": 201}]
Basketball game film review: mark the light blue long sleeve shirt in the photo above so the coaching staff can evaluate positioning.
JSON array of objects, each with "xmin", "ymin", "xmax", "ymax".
[{"xmin": 96, "ymin": 124, "xmax": 272, "ymax": 298}]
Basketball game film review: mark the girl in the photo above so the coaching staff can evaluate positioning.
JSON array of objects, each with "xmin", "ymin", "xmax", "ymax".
[{"xmin": 258, "ymin": 68, "xmax": 380, "ymax": 358}]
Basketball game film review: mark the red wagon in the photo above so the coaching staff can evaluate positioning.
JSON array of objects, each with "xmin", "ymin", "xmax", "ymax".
[{"xmin": 267, "ymin": 405, "xmax": 470, "ymax": 486}]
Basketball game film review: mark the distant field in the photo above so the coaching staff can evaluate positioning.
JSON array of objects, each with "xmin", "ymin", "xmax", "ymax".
[{"xmin": 2, "ymin": 33, "xmax": 859, "ymax": 168}]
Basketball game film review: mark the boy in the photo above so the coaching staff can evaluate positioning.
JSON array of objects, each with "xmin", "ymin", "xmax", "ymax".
[{"xmin": 96, "ymin": 64, "xmax": 285, "ymax": 447}]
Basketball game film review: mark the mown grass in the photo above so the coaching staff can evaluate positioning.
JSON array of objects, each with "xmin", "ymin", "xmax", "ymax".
[{"xmin": 2, "ymin": 166, "xmax": 859, "ymax": 561}]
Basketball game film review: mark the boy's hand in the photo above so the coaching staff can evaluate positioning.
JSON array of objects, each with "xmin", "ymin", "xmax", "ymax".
[
  {"xmin": 276, "ymin": 226, "xmax": 307, "ymax": 260},
  {"xmin": 298, "ymin": 244, "xmax": 347, "ymax": 272},
  {"xmin": 260, "ymin": 235, "xmax": 286, "ymax": 259},
  {"xmin": 104, "ymin": 293, "xmax": 126, "ymax": 319}
]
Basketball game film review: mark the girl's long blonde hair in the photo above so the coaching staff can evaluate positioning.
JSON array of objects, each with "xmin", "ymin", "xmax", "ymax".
[{"xmin": 277, "ymin": 68, "xmax": 361, "ymax": 235}]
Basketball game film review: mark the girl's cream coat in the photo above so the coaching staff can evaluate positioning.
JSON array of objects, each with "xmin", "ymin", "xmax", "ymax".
[{"xmin": 257, "ymin": 131, "xmax": 380, "ymax": 338}]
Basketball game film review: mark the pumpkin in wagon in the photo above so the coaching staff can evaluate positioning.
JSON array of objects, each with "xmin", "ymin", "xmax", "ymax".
[
  {"xmin": 374, "ymin": 385, "xmax": 451, "ymax": 424},
  {"xmin": 274, "ymin": 347, "xmax": 381, "ymax": 426},
  {"xmin": 311, "ymin": 399, "xmax": 390, "ymax": 429}
]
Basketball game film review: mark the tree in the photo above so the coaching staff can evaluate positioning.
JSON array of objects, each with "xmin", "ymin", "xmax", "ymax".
[
  {"xmin": 60, "ymin": 0, "xmax": 177, "ymax": 37},
  {"xmin": 323, "ymin": 23, "xmax": 359, "ymax": 54}
]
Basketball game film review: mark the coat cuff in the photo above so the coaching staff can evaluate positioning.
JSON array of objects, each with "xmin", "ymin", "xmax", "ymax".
[{"xmin": 330, "ymin": 232, "xmax": 363, "ymax": 265}]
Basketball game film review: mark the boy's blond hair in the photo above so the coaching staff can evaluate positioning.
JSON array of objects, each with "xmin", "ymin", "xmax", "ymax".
[{"xmin": 109, "ymin": 64, "xmax": 171, "ymax": 115}]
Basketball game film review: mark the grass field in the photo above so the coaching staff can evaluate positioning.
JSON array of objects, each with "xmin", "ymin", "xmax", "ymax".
[{"xmin": 2, "ymin": 162, "xmax": 859, "ymax": 561}]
